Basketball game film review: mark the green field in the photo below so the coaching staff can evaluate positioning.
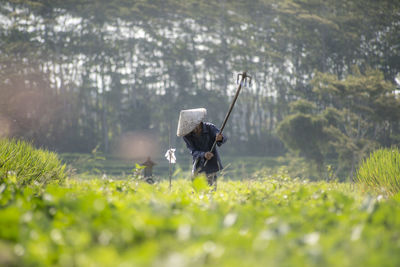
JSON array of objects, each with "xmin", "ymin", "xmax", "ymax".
[
  {"xmin": 59, "ymin": 153, "xmax": 302, "ymax": 181},
  {"xmin": 1, "ymin": 141, "xmax": 400, "ymax": 266},
  {"xmin": 1, "ymin": 175, "xmax": 399, "ymax": 267}
]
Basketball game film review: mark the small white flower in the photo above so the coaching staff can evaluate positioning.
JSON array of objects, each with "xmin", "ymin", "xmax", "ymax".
[
  {"xmin": 304, "ymin": 232, "xmax": 320, "ymax": 245},
  {"xmin": 14, "ymin": 244, "xmax": 25, "ymax": 256},
  {"xmin": 0, "ymin": 184, "xmax": 6, "ymax": 194},
  {"xmin": 203, "ymin": 241, "xmax": 216, "ymax": 253},
  {"xmin": 98, "ymin": 230, "xmax": 113, "ymax": 245},
  {"xmin": 50, "ymin": 229, "xmax": 64, "ymax": 245},
  {"xmin": 265, "ymin": 217, "xmax": 277, "ymax": 225},
  {"xmin": 22, "ymin": 212, "xmax": 33, "ymax": 223},
  {"xmin": 43, "ymin": 193, "xmax": 53, "ymax": 202},
  {"xmin": 177, "ymin": 224, "xmax": 191, "ymax": 241},
  {"xmin": 223, "ymin": 213, "xmax": 237, "ymax": 227},
  {"xmin": 351, "ymin": 225, "xmax": 364, "ymax": 241},
  {"xmin": 259, "ymin": 230, "xmax": 275, "ymax": 240}
]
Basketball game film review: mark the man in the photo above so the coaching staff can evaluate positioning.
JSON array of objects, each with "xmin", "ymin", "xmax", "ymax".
[
  {"xmin": 141, "ymin": 156, "xmax": 156, "ymax": 184},
  {"xmin": 177, "ymin": 108, "xmax": 227, "ymax": 186}
]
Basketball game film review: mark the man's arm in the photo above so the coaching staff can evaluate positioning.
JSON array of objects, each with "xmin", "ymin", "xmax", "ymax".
[
  {"xmin": 209, "ymin": 124, "xmax": 227, "ymax": 147},
  {"xmin": 183, "ymin": 136, "xmax": 206, "ymax": 159}
]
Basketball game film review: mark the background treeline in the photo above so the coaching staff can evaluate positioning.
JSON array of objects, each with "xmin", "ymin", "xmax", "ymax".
[{"xmin": 0, "ymin": 0, "xmax": 399, "ymax": 179}]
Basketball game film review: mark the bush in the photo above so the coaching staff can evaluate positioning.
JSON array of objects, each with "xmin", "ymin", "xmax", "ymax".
[
  {"xmin": 356, "ymin": 148, "xmax": 400, "ymax": 196},
  {"xmin": 0, "ymin": 139, "xmax": 66, "ymax": 186}
]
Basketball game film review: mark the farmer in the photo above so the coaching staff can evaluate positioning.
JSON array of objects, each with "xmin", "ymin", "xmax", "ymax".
[
  {"xmin": 177, "ymin": 108, "xmax": 227, "ymax": 187},
  {"xmin": 141, "ymin": 156, "xmax": 156, "ymax": 184}
]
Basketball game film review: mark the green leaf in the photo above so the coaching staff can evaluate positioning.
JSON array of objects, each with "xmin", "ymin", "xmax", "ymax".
[{"xmin": 191, "ymin": 175, "xmax": 208, "ymax": 192}]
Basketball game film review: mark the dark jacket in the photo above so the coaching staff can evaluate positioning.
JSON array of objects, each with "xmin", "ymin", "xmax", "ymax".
[{"xmin": 183, "ymin": 122, "xmax": 227, "ymax": 174}]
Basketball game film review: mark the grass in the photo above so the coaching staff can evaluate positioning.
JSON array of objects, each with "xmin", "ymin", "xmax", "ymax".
[
  {"xmin": 356, "ymin": 148, "xmax": 400, "ymax": 196},
  {"xmin": 0, "ymin": 139, "xmax": 66, "ymax": 186}
]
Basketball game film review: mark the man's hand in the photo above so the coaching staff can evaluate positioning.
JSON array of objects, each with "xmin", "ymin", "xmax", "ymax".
[
  {"xmin": 216, "ymin": 133, "xmax": 223, "ymax": 142},
  {"xmin": 204, "ymin": 152, "xmax": 214, "ymax": 160}
]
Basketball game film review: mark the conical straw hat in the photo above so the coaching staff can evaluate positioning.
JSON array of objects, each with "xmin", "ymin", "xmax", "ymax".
[{"xmin": 176, "ymin": 108, "xmax": 207, "ymax": 137}]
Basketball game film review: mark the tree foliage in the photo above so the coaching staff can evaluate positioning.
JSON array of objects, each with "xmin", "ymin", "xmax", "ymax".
[
  {"xmin": 0, "ymin": 0, "xmax": 399, "ymax": 178},
  {"xmin": 278, "ymin": 68, "xmax": 400, "ymax": 179}
]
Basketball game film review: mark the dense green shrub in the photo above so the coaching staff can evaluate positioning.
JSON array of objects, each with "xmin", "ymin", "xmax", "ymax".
[
  {"xmin": 356, "ymin": 148, "xmax": 400, "ymax": 196},
  {"xmin": 0, "ymin": 139, "xmax": 66, "ymax": 186}
]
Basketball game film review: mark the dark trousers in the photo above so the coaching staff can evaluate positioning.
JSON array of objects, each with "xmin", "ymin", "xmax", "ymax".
[{"xmin": 206, "ymin": 173, "xmax": 217, "ymax": 190}]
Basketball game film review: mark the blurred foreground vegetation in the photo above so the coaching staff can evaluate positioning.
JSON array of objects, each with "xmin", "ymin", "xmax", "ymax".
[{"xmin": 1, "ymin": 176, "xmax": 400, "ymax": 267}]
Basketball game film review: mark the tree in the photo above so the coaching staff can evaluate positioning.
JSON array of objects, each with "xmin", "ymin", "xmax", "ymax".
[{"xmin": 278, "ymin": 68, "xmax": 400, "ymax": 180}]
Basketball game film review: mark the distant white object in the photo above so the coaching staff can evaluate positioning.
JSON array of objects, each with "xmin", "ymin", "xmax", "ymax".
[
  {"xmin": 165, "ymin": 148, "xmax": 176, "ymax": 163},
  {"xmin": 395, "ymin": 73, "xmax": 400, "ymax": 86},
  {"xmin": 394, "ymin": 73, "xmax": 400, "ymax": 96},
  {"xmin": 176, "ymin": 108, "xmax": 207, "ymax": 137}
]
